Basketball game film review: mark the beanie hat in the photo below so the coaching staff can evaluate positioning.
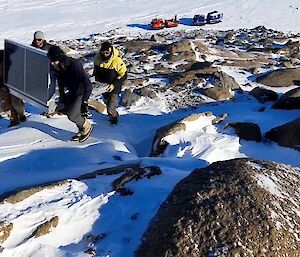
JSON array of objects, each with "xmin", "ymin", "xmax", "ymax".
[
  {"xmin": 100, "ymin": 41, "xmax": 112, "ymax": 52},
  {"xmin": 47, "ymin": 45, "xmax": 66, "ymax": 62},
  {"xmin": 34, "ymin": 31, "xmax": 45, "ymax": 40}
]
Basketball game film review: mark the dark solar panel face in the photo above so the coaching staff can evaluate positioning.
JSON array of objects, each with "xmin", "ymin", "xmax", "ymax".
[
  {"xmin": 4, "ymin": 41, "xmax": 25, "ymax": 92},
  {"xmin": 4, "ymin": 40, "xmax": 51, "ymax": 108},
  {"xmin": 25, "ymin": 50, "xmax": 49, "ymax": 103}
]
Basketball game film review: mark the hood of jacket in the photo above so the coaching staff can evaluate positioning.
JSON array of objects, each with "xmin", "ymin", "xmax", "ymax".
[{"xmin": 95, "ymin": 47, "xmax": 120, "ymax": 68}]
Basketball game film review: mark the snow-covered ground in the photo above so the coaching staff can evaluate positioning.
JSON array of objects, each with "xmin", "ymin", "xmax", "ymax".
[
  {"xmin": 0, "ymin": 1, "xmax": 300, "ymax": 257},
  {"xmin": 1, "ymin": 0, "xmax": 300, "ymax": 48}
]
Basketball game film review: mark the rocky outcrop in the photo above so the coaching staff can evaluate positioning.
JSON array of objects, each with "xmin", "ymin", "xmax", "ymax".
[
  {"xmin": 150, "ymin": 112, "xmax": 213, "ymax": 156},
  {"xmin": 136, "ymin": 159, "xmax": 300, "ymax": 257},
  {"xmin": 0, "ymin": 222, "xmax": 13, "ymax": 244},
  {"xmin": 228, "ymin": 122, "xmax": 262, "ymax": 142},
  {"xmin": 256, "ymin": 68, "xmax": 300, "ymax": 87},
  {"xmin": 120, "ymin": 89, "xmax": 142, "ymax": 107},
  {"xmin": 32, "ymin": 216, "xmax": 59, "ymax": 238},
  {"xmin": 265, "ymin": 118, "xmax": 300, "ymax": 151},
  {"xmin": 168, "ymin": 68, "xmax": 240, "ymax": 94},
  {"xmin": 166, "ymin": 40, "xmax": 196, "ymax": 63},
  {"xmin": 201, "ymin": 86, "xmax": 232, "ymax": 101},
  {"xmin": 272, "ymin": 87, "xmax": 300, "ymax": 110},
  {"xmin": 249, "ymin": 87, "xmax": 278, "ymax": 103}
]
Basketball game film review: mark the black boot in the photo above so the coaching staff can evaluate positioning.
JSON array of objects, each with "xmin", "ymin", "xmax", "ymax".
[{"xmin": 109, "ymin": 116, "xmax": 118, "ymax": 125}]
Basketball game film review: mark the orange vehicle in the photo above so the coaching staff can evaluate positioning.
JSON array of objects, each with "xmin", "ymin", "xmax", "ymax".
[
  {"xmin": 151, "ymin": 18, "xmax": 165, "ymax": 30},
  {"xmin": 165, "ymin": 15, "xmax": 179, "ymax": 28}
]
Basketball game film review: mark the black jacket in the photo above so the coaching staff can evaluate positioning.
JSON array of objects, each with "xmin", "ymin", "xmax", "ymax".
[
  {"xmin": 31, "ymin": 40, "xmax": 52, "ymax": 51},
  {"xmin": 57, "ymin": 57, "xmax": 92, "ymax": 104}
]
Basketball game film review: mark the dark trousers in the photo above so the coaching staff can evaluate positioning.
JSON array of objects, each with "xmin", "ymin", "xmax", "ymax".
[
  {"xmin": 64, "ymin": 95, "xmax": 85, "ymax": 128},
  {"xmin": 102, "ymin": 92, "xmax": 119, "ymax": 119},
  {"xmin": 0, "ymin": 86, "xmax": 25, "ymax": 123}
]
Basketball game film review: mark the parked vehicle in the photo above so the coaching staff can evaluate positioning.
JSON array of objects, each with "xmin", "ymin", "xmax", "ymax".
[
  {"xmin": 206, "ymin": 11, "xmax": 223, "ymax": 24},
  {"xmin": 151, "ymin": 18, "xmax": 165, "ymax": 29},
  {"xmin": 193, "ymin": 14, "xmax": 206, "ymax": 26},
  {"xmin": 165, "ymin": 15, "xmax": 179, "ymax": 28}
]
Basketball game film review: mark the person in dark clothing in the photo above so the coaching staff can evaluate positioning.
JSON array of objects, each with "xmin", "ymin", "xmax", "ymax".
[
  {"xmin": 31, "ymin": 31, "xmax": 58, "ymax": 109},
  {"xmin": 31, "ymin": 31, "xmax": 52, "ymax": 51},
  {"xmin": 47, "ymin": 45, "xmax": 93, "ymax": 142},
  {"xmin": 0, "ymin": 50, "xmax": 26, "ymax": 127},
  {"xmin": 93, "ymin": 41, "xmax": 127, "ymax": 125}
]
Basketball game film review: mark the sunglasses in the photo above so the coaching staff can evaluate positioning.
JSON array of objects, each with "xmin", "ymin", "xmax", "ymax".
[{"xmin": 35, "ymin": 39, "xmax": 43, "ymax": 42}]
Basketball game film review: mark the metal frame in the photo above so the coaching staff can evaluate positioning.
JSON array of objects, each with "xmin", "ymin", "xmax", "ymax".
[{"xmin": 4, "ymin": 39, "xmax": 52, "ymax": 111}]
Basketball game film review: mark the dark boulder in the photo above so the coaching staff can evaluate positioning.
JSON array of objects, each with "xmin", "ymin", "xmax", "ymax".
[
  {"xmin": 136, "ymin": 159, "xmax": 300, "ymax": 257},
  {"xmin": 272, "ymin": 87, "xmax": 300, "ymax": 110},
  {"xmin": 228, "ymin": 122, "xmax": 262, "ymax": 142},
  {"xmin": 249, "ymin": 87, "xmax": 278, "ymax": 103},
  {"xmin": 265, "ymin": 118, "xmax": 300, "ymax": 151},
  {"xmin": 256, "ymin": 68, "xmax": 300, "ymax": 87}
]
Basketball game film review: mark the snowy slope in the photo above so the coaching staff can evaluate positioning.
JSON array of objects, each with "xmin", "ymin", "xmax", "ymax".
[
  {"xmin": 1, "ymin": 0, "xmax": 300, "ymax": 48},
  {"xmin": 0, "ymin": 0, "xmax": 300, "ymax": 257}
]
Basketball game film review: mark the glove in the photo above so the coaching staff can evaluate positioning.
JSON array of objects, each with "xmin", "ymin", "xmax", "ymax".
[
  {"xmin": 81, "ymin": 101, "xmax": 89, "ymax": 117},
  {"xmin": 106, "ymin": 84, "xmax": 115, "ymax": 93}
]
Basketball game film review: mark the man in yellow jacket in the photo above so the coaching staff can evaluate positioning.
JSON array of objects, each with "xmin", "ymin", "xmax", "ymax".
[{"xmin": 93, "ymin": 41, "xmax": 127, "ymax": 125}]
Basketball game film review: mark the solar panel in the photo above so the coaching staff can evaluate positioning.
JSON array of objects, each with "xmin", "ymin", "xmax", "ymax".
[{"xmin": 4, "ymin": 40, "xmax": 55, "ymax": 111}]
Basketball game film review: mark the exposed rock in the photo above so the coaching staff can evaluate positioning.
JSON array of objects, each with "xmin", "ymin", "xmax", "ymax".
[
  {"xmin": 193, "ymin": 41, "xmax": 210, "ymax": 54},
  {"xmin": 150, "ymin": 112, "xmax": 213, "ymax": 156},
  {"xmin": 167, "ymin": 39, "xmax": 192, "ymax": 54},
  {"xmin": 0, "ymin": 222, "xmax": 13, "ymax": 243},
  {"xmin": 282, "ymin": 61, "xmax": 293, "ymax": 69},
  {"xmin": 265, "ymin": 118, "xmax": 300, "ymax": 151},
  {"xmin": 120, "ymin": 89, "xmax": 141, "ymax": 107},
  {"xmin": 249, "ymin": 67, "xmax": 260, "ymax": 75},
  {"xmin": 291, "ymin": 57, "xmax": 300, "ymax": 65},
  {"xmin": 124, "ymin": 78, "xmax": 147, "ymax": 89},
  {"xmin": 201, "ymin": 87, "xmax": 232, "ymax": 100},
  {"xmin": 136, "ymin": 159, "xmax": 300, "ymax": 257},
  {"xmin": 249, "ymin": 87, "xmax": 278, "ymax": 103},
  {"xmin": 0, "ymin": 181, "xmax": 68, "ymax": 204},
  {"xmin": 189, "ymin": 61, "xmax": 212, "ymax": 71},
  {"xmin": 150, "ymin": 34, "xmax": 164, "ymax": 43},
  {"xmin": 166, "ymin": 40, "xmax": 196, "ymax": 63},
  {"xmin": 212, "ymin": 113, "xmax": 229, "ymax": 124},
  {"xmin": 123, "ymin": 40, "xmax": 163, "ymax": 53},
  {"xmin": 135, "ymin": 87, "xmax": 158, "ymax": 100},
  {"xmin": 277, "ymin": 41, "xmax": 300, "ymax": 55},
  {"xmin": 256, "ymin": 68, "xmax": 300, "ymax": 87},
  {"xmin": 32, "ymin": 216, "xmax": 59, "ymax": 238},
  {"xmin": 228, "ymin": 122, "xmax": 262, "ymax": 142},
  {"xmin": 88, "ymin": 99, "xmax": 106, "ymax": 113},
  {"xmin": 169, "ymin": 68, "xmax": 240, "ymax": 92},
  {"xmin": 272, "ymin": 86, "xmax": 300, "ymax": 109}
]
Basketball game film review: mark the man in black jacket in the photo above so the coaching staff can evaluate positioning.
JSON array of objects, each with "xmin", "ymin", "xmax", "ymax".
[
  {"xmin": 47, "ymin": 46, "xmax": 93, "ymax": 142},
  {"xmin": 31, "ymin": 31, "xmax": 52, "ymax": 51}
]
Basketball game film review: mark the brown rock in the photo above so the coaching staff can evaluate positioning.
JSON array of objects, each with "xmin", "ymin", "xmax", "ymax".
[
  {"xmin": 32, "ymin": 216, "xmax": 59, "ymax": 238},
  {"xmin": 201, "ymin": 87, "xmax": 233, "ymax": 100},
  {"xmin": 150, "ymin": 112, "xmax": 212, "ymax": 156},
  {"xmin": 228, "ymin": 122, "xmax": 262, "ymax": 142},
  {"xmin": 0, "ymin": 222, "xmax": 13, "ymax": 243},
  {"xmin": 272, "ymin": 86, "xmax": 300, "ymax": 109},
  {"xmin": 136, "ymin": 159, "xmax": 300, "ymax": 257},
  {"xmin": 256, "ymin": 68, "xmax": 300, "ymax": 87},
  {"xmin": 249, "ymin": 87, "xmax": 278, "ymax": 103},
  {"xmin": 265, "ymin": 118, "xmax": 300, "ymax": 151}
]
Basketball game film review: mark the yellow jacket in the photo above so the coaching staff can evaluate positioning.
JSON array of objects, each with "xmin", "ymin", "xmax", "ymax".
[{"xmin": 94, "ymin": 47, "xmax": 127, "ymax": 80}]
